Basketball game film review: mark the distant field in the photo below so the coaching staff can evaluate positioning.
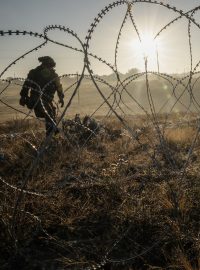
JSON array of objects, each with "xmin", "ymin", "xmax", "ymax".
[
  {"xmin": 1, "ymin": 75, "xmax": 200, "ymax": 122},
  {"xmin": 0, "ymin": 78, "xmax": 126, "ymax": 121}
]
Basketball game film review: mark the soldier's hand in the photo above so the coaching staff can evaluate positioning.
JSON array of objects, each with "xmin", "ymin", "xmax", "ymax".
[
  {"xmin": 19, "ymin": 97, "xmax": 26, "ymax": 106},
  {"xmin": 59, "ymin": 99, "xmax": 64, "ymax": 108}
]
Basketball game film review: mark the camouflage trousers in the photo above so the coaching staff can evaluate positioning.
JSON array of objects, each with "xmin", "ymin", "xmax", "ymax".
[{"xmin": 33, "ymin": 100, "xmax": 57, "ymax": 136}]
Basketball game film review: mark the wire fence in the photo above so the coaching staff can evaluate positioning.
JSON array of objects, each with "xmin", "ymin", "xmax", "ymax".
[{"xmin": 0, "ymin": 1, "xmax": 200, "ymax": 269}]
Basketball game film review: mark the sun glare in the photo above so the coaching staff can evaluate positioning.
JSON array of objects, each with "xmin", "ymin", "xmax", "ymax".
[
  {"xmin": 130, "ymin": 32, "xmax": 163, "ymax": 70},
  {"xmin": 133, "ymin": 33, "xmax": 158, "ymax": 58},
  {"xmin": 141, "ymin": 35, "xmax": 157, "ymax": 58}
]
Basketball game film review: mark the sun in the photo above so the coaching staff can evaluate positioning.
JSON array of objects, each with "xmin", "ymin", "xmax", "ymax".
[
  {"xmin": 132, "ymin": 33, "xmax": 158, "ymax": 59},
  {"xmin": 141, "ymin": 35, "xmax": 157, "ymax": 58},
  {"xmin": 129, "ymin": 32, "xmax": 163, "ymax": 71}
]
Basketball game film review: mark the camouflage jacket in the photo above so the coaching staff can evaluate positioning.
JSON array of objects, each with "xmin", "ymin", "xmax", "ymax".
[{"xmin": 20, "ymin": 65, "xmax": 64, "ymax": 103}]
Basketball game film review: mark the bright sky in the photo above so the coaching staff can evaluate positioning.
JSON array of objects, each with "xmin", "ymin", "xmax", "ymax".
[{"xmin": 0, "ymin": 0, "xmax": 200, "ymax": 78}]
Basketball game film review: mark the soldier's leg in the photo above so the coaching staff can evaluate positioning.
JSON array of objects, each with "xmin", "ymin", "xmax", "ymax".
[
  {"xmin": 45, "ymin": 121, "xmax": 54, "ymax": 136},
  {"xmin": 44, "ymin": 102, "xmax": 58, "ymax": 136}
]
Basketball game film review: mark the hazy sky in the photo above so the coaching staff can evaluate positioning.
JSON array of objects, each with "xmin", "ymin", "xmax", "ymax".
[{"xmin": 0, "ymin": 0, "xmax": 200, "ymax": 78}]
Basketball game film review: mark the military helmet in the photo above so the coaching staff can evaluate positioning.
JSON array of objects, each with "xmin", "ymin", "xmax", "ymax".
[{"xmin": 38, "ymin": 56, "xmax": 56, "ymax": 67}]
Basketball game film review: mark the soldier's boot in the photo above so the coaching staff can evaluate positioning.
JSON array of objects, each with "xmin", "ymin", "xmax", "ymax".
[{"xmin": 45, "ymin": 119, "xmax": 59, "ymax": 137}]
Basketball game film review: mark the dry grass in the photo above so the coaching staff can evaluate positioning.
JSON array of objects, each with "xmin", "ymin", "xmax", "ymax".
[
  {"xmin": 165, "ymin": 127, "xmax": 196, "ymax": 146},
  {"xmin": 0, "ymin": 118, "xmax": 43, "ymax": 134},
  {"xmin": 0, "ymin": 118, "xmax": 200, "ymax": 270}
]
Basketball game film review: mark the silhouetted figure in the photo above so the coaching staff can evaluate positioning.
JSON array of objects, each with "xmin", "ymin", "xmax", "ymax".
[{"xmin": 19, "ymin": 56, "xmax": 64, "ymax": 136}]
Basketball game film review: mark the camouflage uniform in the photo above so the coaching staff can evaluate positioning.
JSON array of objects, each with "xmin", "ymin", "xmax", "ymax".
[{"xmin": 20, "ymin": 56, "xmax": 64, "ymax": 136}]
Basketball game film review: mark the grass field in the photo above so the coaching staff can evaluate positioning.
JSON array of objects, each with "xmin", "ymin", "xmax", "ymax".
[{"xmin": 0, "ymin": 116, "xmax": 199, "ymax": 270}]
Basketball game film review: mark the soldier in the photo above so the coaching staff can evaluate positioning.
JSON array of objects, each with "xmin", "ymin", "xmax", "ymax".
[{"xmin": 19, "ymin": 56, "xmax": 64, "ymax": 136}]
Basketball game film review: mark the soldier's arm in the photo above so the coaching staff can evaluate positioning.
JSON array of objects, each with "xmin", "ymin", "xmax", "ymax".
[
  {"xmin": 54, "ymin": 73, "xmax": 64, "ymax": 102},
  {"xmin": 20, "ymin": 82, "xmax": 29, "ymax": 98},
  {"xmin": 20, "ymin": 70, "xmax": 34, "ymax": 98}
]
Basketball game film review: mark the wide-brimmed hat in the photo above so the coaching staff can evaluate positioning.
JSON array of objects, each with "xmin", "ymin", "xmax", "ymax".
[{"xmin": 38, "ymin": 56, "xmax": 56, "ymax": 67}]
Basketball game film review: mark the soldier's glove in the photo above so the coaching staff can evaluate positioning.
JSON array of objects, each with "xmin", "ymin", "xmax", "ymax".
[
  {"xmin": 59, "ymin": 99, "xmax": 64, "ymax": 108},
  {"xmin": 19, "ymin": 97, "xmax": 27, "ymax": 106}
]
